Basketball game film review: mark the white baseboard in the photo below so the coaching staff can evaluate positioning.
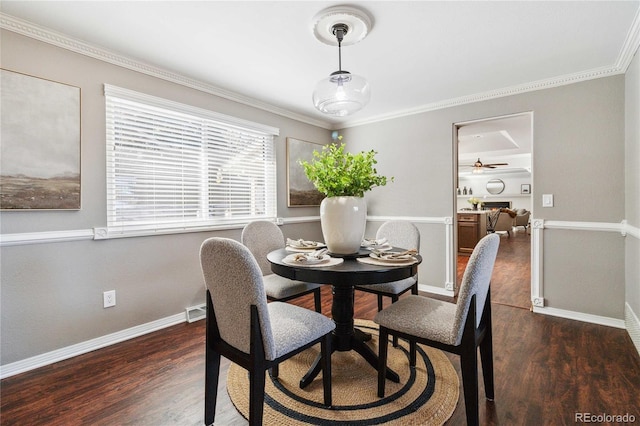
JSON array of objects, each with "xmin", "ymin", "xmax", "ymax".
[
  {"xmin": 0, "ymin": 312, "xmax": 186, "ymax": 380},
  {"xmin": 533, "ymin": 306, "xmax": 626, "ymax": 329},
  {"xmin": 419, "ymin": 283, "xmax": 454, "ymax": 297},
  {"xmin": 626, "ymin": 302, "xmax": 640, "ymax": 357}
]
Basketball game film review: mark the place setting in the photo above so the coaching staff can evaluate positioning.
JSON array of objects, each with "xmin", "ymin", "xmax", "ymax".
[
  {"xmin": 360, "ymin": 237, "xmax": 392, "ymax": 251},
  {"xmin": 285, "ymin": 238, "xmax": 326, "ymax": 252},
  {"xmin": 282, "ymin": 242, "xmax": 344, "ymax": 267},
  {"xmin": 357, "ymin": 248, "xmax": 420, "ymax": 267}
]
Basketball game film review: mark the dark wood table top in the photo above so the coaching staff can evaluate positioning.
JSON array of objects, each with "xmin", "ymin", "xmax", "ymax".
[{"xmin": 267, "ymin": 247, "xmax": 421, "ymax": 286}]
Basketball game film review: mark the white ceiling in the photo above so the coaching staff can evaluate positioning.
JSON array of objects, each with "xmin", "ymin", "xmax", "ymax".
[
  {"xmin": 458, "ymin": 113, "xmax": 533, "ymax": 176},
  {"xmin": 2, "ymin": 1, "xmax": 639, "ymax": 131}
]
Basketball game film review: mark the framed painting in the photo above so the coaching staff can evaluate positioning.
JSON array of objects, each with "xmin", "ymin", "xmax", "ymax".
[
  {"xmin": 1, "ymin": 69, "xmax": 81, "ymax": 210},
  {"xmin": 286, "ymin": 137, "xmax": 325, "ymax": 207}
]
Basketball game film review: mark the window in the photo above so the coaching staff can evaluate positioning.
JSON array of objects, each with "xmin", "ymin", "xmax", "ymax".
[{"xmin": 105, "ymin": 85, "xmax": 278, "ymax": 236}]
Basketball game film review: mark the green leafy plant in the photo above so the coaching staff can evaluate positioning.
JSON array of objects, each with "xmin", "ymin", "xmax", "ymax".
[
  {"xmin": 467, "ymin": 197, "xmax": 482, "ymax": 205},
  {"xmin": 300, "ymin": 143, "xmax": 392, "ymax": 198}
]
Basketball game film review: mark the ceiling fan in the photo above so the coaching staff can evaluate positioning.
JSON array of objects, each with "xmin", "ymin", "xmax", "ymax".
[{"xmin": 463, "ymin": 158, "xmax": 509, "ymax": 170}]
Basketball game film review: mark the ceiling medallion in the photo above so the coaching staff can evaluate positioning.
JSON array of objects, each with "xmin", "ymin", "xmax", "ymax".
[{"xmin": 311, "ymin": 6, "xmax": 373, "ymax": 117}]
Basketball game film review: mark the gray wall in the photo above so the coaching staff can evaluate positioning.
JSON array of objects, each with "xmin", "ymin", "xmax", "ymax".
[
  {"xmin": 1, "ymin": 27, "xmax": 635, "ymax": 366},
  {"xmin": 0, "ymin": 30, "xmax": 327, "ymax": 365},
  {"xmin": 625, "ymin": 48, "xmax": 640, "ymax": 325},
  {"xmin": 341, "ymin": 75, "xmax": 627, "ymax": 318}
]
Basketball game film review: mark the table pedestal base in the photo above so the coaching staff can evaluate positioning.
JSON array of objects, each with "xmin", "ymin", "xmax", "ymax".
[{"xmin": 299, "ymin": 285, "xmax": 400, "ymax": 389}]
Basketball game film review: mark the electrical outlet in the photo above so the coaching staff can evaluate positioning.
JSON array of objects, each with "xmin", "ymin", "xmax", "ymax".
[{"xmin": 103, "ymin": 290, "xmax": 116, "ymax": 308}]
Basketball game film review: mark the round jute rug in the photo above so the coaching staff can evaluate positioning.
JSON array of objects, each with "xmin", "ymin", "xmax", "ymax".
[{"xmin": 227, "ymin": 319, "xmax": 459, "ymax": 425}]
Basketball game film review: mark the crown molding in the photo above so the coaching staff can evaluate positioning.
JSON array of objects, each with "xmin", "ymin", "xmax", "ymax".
[
  {"xmin": 339, "ymin": 65, "xmax": 623, "ymax": 129},
  {"xmin": 615, "ymin": 6, "xmax": 640, "ymax": 72},
  {"xmin": 340, "ymin": 8, "xmax": 640, "ymax": 130},
  {"xmin": 3, "ymin": 9, "xmax": 638, "ymax": 133},
  {"xmin": 0, "ymin": 13, "xmax": 333, "ymax": 130}
]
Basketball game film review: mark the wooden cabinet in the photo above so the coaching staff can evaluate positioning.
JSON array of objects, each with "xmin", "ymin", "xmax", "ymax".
[{"xmin": 457, "ymin": 212, "xmax": 487, "ymax": 255}]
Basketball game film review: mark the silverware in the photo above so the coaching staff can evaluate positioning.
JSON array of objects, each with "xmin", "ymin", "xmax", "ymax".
[
  {"xmin": 291, "ymin": 248, "xmax": 328, "ymax": 262},
  {"xmin": 309, "ymin": 248, "xmax": 328, "ymax": 259},
  {"xmin": 287, "ymin": 238, "xmax": 320, "ymax": 248},
  {"xmin": 373, "ymin": 249, "xmax": 417, "ymax": 259}
]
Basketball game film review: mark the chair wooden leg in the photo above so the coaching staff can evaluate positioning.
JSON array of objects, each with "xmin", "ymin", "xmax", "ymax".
[
  {"xmin": 480, "ymin": 329, "xmax": 495, "ymax": 400},
  {"xmin": 248, "ymin": 369, "xmax": 266, "ymax": 426},
  {"xmin": 270, "ymin": 363, "xmax": 279, "ymax": 379},
  {"xmin": 377, "ymin": 294, "xmax": 384, "ymax": 312},
  {"xmin": 377, "ymin": 327, "xmax": 389, "ymax": 398},
  {"xmin": 321, "ymin": 334, "xmax": 332, "ymax": 406},
  {"xmin": 391, "ymin": 295, "xmax": 399, "ymax": 347},
  {"xmin": 460, "ymin": 344, "xmax": 480, "ymax": 426},
  {"xmin": 204, "ymin": 346, "xmax": 220, "ymax": 426},
  {"xmin": 480, "ymin": 289, "xmax": 495, "ymax": 400},
  {"xmin": 409, "ymin": 340, "xmax": 417, "ymax": 367},
  {"xmin": 313, "ymin": 289, "xmax": 322, "ymax": 313}
]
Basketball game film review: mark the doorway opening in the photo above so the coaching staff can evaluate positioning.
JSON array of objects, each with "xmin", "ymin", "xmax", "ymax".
[{"xmin": 454, "ymin": 112, "xmax": 533, "ymax": 309}]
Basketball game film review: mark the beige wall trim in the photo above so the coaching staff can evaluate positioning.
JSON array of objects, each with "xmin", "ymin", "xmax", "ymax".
[
  {"xmin": 533, "ymin": 305, "xmax": 626, "ymax": 329},
  {"xmin": 531, "ymin": 218, "xmax": 545, "ymax": 308},
  {"xmin": 366, "ymin": 215, "xmax": 450, "ymax": 224},
  {"xmin": 624, "ymin": 221, "xmax": 640, "ymax": 239},
  {"xmin": 0, "ymin": 312, "xmax": 186, "ymax": 380},
  {"xmin": 1, "ymin": 217, "xmax": 631, "ymax": 246},
  {"xmin": 530, "ymin": 219, "xmax": 633, "ymax": 310},
  {"xmin": 281, "ymin": 216, "xmax": 321, "ymax": 224},
  {"xmin": 367, "ymin": 215, "xmax": 455, "ymax": 292},
  {"xmin": 418, "ymin": 283, "xmax": 454, "ymax": 297},
  {"xmin": 0, "ymin": 229, "xmax": 94, "ymax": 247},
  {"xmin": 544, "ymin": 220, "xmax": 627, "ymax": 235}
]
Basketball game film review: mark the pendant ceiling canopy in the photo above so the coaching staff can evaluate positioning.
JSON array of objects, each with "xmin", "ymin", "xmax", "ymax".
[{"xmin": 311, "ymin": 6, "xmax": 373, "ymax": 117}]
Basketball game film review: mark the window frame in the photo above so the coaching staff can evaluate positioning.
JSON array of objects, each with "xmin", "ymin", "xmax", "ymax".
[{"xmin": 104, "ymin": 84, "xmax": 279, "ymax": 238}]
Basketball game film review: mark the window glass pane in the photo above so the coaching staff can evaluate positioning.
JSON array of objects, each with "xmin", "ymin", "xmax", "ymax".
[{"xmin": 105, "ymin": 86, "xmax": 277, "ymax": 233}]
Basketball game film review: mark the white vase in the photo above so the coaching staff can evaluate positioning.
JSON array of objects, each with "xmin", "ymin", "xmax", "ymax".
[{"xmin": 320, "ymin": 196, "xmax": 367, "ymax": 255}]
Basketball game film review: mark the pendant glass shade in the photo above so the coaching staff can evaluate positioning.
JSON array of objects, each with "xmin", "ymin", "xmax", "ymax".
[{"xmin": 313, "ymin": 71, "xmax": 370, "ymax": 117}]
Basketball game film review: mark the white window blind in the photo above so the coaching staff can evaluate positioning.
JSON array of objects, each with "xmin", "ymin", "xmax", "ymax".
[{"xmin": 105, "ymin": 85, "xmax": 278, "ymax": 235}]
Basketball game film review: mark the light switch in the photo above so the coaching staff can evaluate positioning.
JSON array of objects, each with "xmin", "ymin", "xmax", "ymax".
[{"xmin": 542, "ymin": 194, "xmax": 554, "ymax": 207}]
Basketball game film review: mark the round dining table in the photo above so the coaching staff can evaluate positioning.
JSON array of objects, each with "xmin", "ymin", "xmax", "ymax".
[{"xmin": 267, "ymin": 247, "xmax": 422, "ymax": 388}]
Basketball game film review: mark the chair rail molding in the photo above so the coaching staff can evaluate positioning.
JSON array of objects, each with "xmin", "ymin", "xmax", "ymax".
[
  {"xmin": 530, "ymin": 217, "xmax": 635, "ymax": 329},
  {"xmin": 530, "ymin": 218, "xmax": 545, "ymax": 308},
  {"xmin": 0, "ymin": 229, "xmax": 94, "ymax": 247},
  {"xmin": 1, "ymin": 216, "xmax": 634, "ymax": 376}
]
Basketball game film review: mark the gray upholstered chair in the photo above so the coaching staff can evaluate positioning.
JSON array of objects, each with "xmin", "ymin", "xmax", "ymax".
[
  {"xmin": 200, "ymin": 237, "xmax": 335, "ymax": 426},
  {"xmin": 375, "ymin": 233, "xmax": 500, "ymax": 426},
  {"xmin": 242, "ymin": 220, "xmax": 322, "ymax": 312},
  {"xmin": 355, "ymin": 221, "xmax": 420, "ymax": 312}
]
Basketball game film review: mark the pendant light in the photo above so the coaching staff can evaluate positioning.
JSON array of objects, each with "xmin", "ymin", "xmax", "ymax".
[{"xmin": 311, "ymin": 6, "xmax": 372, "ymax": 117}]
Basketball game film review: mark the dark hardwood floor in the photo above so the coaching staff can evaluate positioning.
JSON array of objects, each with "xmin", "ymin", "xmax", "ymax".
[
  {"xmin": 3, "ymin": 232, "xmax": 639, "ymax": 425},
  {"xmin": 457, "ymin": 227, "xmax": 532, "ymax": 310}
]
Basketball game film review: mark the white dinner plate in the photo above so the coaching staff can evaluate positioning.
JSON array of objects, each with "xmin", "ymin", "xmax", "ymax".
[
  {"xmin": 286, "ymin": 238, "xmax": 326, "ymax": 249},
  {"xmin": 283, "ymin": 253, "xmax": 331, "ymax": 266},
  {"xmin": 369, "ymin": 251, "xmax": 416, "ymax": 263},
  {"xmin": 363, "ymin": 244, "xmax": 392, "ymax": 251}
]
